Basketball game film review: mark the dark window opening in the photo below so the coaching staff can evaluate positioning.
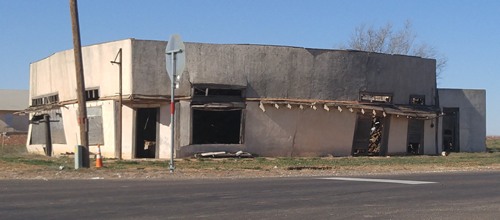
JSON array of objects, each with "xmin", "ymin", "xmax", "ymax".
[
  {"xmin": 193, "ymin": 87, "xmax": 242, "ymax": 97},
  {"xmin": 360, "ymin": 92, "xmax": 392, "ymax": 103},
  {"xmin": 31, "ymin": 94, "xmax": 59, "ymax": 106},
  {"xmin": 192, "ymin": 109, "xmax": 242, "ymax": 144},
  {"xmin": 442, "ymin": 108, "xmax": 459, "ymax": 153},
  {"xmin": 410, "ymin": 95, "xmax": 425, "ymax": 105},
  {"xmin": 407, "ymin": 119, "xmax": 424, "ymax": 154},
  {"xmin": 85, "ymin": 89, "xmax": 99, "ymax": 101},
  {"xmin": 135, "ymin": 108, "xmax": 158, "ymax": 158}
]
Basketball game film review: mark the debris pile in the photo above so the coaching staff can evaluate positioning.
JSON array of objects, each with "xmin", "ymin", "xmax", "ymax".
[{"xmin": 194, "ymin": 151, "xmax": 253, "ymax": 158}]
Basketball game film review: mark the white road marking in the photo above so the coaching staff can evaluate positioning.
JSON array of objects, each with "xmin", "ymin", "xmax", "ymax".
[{"xmin": 319, "ymin": 177, "xmax": 436, "ymax": 185}]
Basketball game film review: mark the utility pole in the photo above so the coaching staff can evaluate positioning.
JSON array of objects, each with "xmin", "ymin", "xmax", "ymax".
[
  {"xmin": 70, "ymin": 0, "xmax": 89, "ymax": 167},
  {"xmin": 111, "ymin": 48, "xmax": 123, "ymax": 160}
]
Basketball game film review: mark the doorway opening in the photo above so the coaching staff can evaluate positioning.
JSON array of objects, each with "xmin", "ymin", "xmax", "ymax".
[
  {"xmin": 407, "ymin": 119, "xmax": 424, "ymax": 155},
  {"xmin": 442, "ymin": 108, "xmax": 459, "ymax": 152},
  {"xmin": 192, "ymin": 109, "xmax": 242, "ymax": 144},
  {"xmin": 352, "ymin": 114, "xmax": 387, "ymax": 156},
  {"xmin": 135, "ymin": 108, "xmax": 158, "ymax": 158}
]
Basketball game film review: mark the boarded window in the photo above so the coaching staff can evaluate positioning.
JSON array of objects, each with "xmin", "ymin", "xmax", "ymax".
[
  {"xmin": 88, "ymin": 106, "xmax": 104, "ymax": 145},
  {"xmin": 30, "ymin": 110, "xmax": 66, "ymax": 145}
]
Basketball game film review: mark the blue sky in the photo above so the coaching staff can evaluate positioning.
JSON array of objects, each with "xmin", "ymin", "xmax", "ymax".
[{"xmin": 1, "ymin": 0, "xmax": 498, "ymax": 135}]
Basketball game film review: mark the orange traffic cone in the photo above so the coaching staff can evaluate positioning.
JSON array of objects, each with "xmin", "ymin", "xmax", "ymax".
[{"xmin": 95, "ymin": 145, "xmax": 103, "ymax": 168}]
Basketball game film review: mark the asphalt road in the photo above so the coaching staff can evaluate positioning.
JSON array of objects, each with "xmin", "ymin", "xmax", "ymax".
[{"xmin": 1, "ymin": 171, "xmax": 499, "ymax": 220}]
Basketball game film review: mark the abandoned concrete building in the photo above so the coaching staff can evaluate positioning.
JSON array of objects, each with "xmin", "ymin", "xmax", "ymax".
[{"xmin": 26, "ymin": 38, "xmax": 486, "ymax": 159}]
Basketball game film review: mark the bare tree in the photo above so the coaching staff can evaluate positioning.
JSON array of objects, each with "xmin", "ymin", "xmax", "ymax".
[{"xmin": 339, "ymin": 20, "xmax": 447, "ymax": 77}]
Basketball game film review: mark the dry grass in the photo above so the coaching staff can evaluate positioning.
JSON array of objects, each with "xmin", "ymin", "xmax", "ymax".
[{"xmin": 1, "ymin": 138, "xmax": 499, "ymax": 179}]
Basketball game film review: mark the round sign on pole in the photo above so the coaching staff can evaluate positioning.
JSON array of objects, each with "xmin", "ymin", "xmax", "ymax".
[{"xmin": 165, "ymin": 34, "xmax": 186, "ymax": 81}]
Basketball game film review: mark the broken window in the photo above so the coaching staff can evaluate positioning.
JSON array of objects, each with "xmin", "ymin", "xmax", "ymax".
[
  {"xmin": 192, "ymin": 109, "xmax": 242, "ymax": 144},
  {"xmin": 409, "ymin": 95, "xmax": 425, "ymax": 105},
  {"xmin": 193, "ymin": 87, "xmax": 242, "ymax": 97},
  {"xmin": 360, "ymin": 92, "xmax": 392, "ymax": 103},
  {"xmin": 85, "ymin": 88, "xmax": 99, "ymax": 101},
  {"xmin": 31, "ymin": 93, "xmax": 59, "ymax": 106},
  {"xmin": 192, "ymin": 84, "xmax": 245, "ymax": 104},
  {"xmin": 191, "ymin": 84, "xmax": 245, "ymax": 145}
]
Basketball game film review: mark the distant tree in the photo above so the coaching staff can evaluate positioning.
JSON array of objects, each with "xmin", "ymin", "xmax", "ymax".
[{"xmin": 339, "ymin": 20, "xmax": 447, "ymax": 77}]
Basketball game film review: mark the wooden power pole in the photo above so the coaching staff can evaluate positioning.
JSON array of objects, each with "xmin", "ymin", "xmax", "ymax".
[{"xmin": 70, "ymin": 0, "xmax": 90, "ymax": 167}]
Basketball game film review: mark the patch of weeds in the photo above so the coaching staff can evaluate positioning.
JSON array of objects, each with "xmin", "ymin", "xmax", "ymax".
[
  {"xmin": 242, "ymin": 166, "xmax": 262, "ymax": 170},
  {"xmin": 255, "ymin": 157, "xmax": 267, "ymax": 163}
]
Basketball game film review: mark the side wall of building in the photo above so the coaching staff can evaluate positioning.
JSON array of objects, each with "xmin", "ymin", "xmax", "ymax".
[
  {"xmin": 438, "ymin": 89, "xmax": 486, "ymax": 152},
  {"xmin": 26, "ymin": 100, "xmax": 118, "ymax": 157},
  {"xmin": 29, "ymin": 39, "xmax": 133, "ymax": 101}
]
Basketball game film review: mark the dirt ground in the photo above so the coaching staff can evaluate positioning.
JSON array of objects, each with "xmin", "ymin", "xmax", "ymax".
[
  {"xmin": 1, "ymin": 136, "xmax": 499, "ymax": 180},
  {"xmin": 1, "ymin": 157, "xmax": 499, "ymax": 180}
]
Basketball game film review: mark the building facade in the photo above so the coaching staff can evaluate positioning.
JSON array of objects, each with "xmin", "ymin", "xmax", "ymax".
[
  {"xmin": 26, "ymin": 39, "xmax": 485, "ymax": 158},
  {"xmin": 0, "ymin": 89, "xmax": 29, "ymax": 146}
]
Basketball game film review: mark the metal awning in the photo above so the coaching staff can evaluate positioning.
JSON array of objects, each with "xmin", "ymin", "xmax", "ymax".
[{"xmin": 256, "ymin": 99, "xmax": 439, "ymax": 119}]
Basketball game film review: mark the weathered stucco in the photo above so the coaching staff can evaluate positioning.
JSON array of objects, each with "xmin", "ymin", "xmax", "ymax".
[
  {"xmin": 387, "ymin": 116, "xmax": 408, "ymax": 154},
  {"xmin": 244, "ymin": 102, "xmax": 357, "ymax": 157},
  {"xmin": 30, "ymin": 39, "xmax": 133, "ymax": 101},
  {"xmin": 438, "ymin": 89, "xmax": 486, "ymax": 152},
  {"xmin": 29, "ymin": 39, "xmax": 485, "ymax": 159},
  {"xmin": 184, "ymin": 43, "xmax": 436, "ymax": 104}
]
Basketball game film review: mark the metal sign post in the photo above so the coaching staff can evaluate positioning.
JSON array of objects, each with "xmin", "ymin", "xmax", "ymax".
[{"xmin": 165, "ymin": 34, "xmax": 185, "ymax": 173}]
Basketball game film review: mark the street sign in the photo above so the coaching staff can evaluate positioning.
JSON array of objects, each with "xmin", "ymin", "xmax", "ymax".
[
  {"xmin": 165, "ymin": 34, "xmax": 186, "ymax": 81},
  {"xmin": 165, "ymin": 34, "xmax": 186, "ymax": 173}
]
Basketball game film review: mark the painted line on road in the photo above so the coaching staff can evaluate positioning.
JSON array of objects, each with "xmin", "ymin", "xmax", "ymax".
[{"xmin": 318, "ymin": 177, "xmax": 437, "ymax": 185}]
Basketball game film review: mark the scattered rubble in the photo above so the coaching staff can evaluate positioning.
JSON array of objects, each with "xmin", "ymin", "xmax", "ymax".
[{"xmin": 194, "ymin": 151, "xmax": 253, "ymax": 158}]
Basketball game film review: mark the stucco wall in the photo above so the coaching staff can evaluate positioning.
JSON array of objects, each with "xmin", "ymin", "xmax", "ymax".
[
  {"xmin": 244, "ymin": 102, "xmax": 356, "ymax": 157},
  {"xmin": 157, "ymin": 103, "xmax": 172, "ymax": 159},
  {"xmin": 121, "ymin": 105, "xmax": 134, "ymax": 159},
  {"xmin": 184, "ymin": 43, "xmax": 436, "ymax": 105},
  {"xmin": 27, "ymin": 100, "xmax": 118, "ymax": 157},
  {"xmin": 423, "ymin": 119, "xmax": 437, "ymax": 154},
  {"xmin": 438, "ymin": 89, "xmax": 486, "ymax": 152},
  {"xmin": 387, "ymin": 116, "xmax": 408, "ymax": 154},
  {"xmin": 30, "ymin": 39, "xmax": 133, "ymax": 101}
]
